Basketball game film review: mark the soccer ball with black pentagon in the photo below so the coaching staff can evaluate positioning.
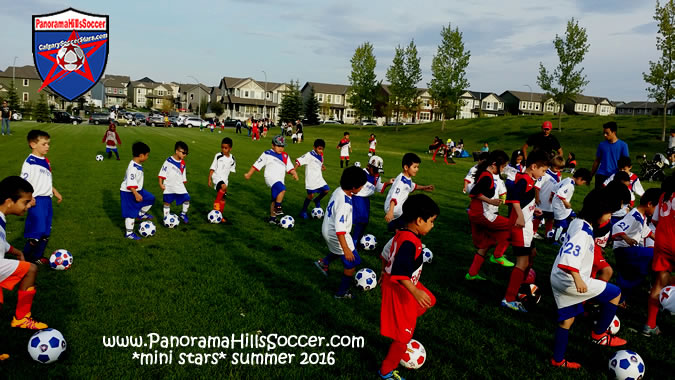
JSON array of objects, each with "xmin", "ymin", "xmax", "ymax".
[
  {"xmin": 355, "ymin": 268, "xmax": 377, "ymax": 291},
  {"xmin": 27, "ymin": 328, "xmax": 67, "ymax": 364},
  {"xmin": 139, "ymin": 221, "xmax": 156, "ymax": 237},
  {"xmin": 95, "ymin": 154, "xmax": 104, "ymax": 161},
  {"xmin": 422, "ymin": 247, "xmax": 433, "ymax": 263},
  {"xmin": 311, "ymin": 207, "xmax": 324, "ymax": 219},
  {"xmin": 207, "ymin": 209, "xmax": 223, "ymax": 224},
  {"xmin": 608, "ymin": 350, "xmax": 644, "ymax": 380},
  {"xmin": 163, "ymin": 213, "xmax": 180, "ymax": 228},
  {"xmin": 49, "ymin": 249, "xmax": 72, "ymax": 270},
  {"xmin": 279, "ymin": 215, "xmax": 295, "ymax": 229},
  {"xmin": 360, "ymin": 234, "xmax": 377, "ymax": 250}
]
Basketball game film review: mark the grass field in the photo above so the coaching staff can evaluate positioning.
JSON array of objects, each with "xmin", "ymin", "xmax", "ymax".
[{"xmin": 0, "ymin": 115, "xmax": 673, "ymax": 379}]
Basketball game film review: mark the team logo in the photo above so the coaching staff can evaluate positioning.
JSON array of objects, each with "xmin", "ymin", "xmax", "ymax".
[{"xmin": 33, "ymin": 8, "xmax": 109, "ymax": 101}]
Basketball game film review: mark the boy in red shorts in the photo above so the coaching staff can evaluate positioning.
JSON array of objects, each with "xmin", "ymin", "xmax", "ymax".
[{"xmin": 378, "ymin": 194, "xmax": 439, "ymax": 379}]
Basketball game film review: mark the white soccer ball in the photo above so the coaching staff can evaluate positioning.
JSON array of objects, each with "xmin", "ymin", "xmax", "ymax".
[
  {"xmin": 400, "ymin": 339, "xmax": 426, "ymax": 369},
  {"xmin": 360, "ymin": 234, "xmax": 377, "ymax": 251},
  {"xmin": 608, "ymin": 350, "xmax": 645, "ymax": 380},
  {"xmin": 208, "ymin": 209, "xmax": 223, "ymax": 224},
  {"xmin": 27, "ymin": 328, "xmax": 67, "ymax": 364},
  {"xmin": 49, "ymin": 249, "xmax": 72, "ymax": 271},
  {"xmin": 660, "ymin": 285, "xmax": 675, "ymax": 313},
  {"xmin": 279, "ymin": 215, "xmax": 295, "ymax": 229},
  {"xmin": 353, "ymin": 161, "xmax": 361, "ymax": 167},
  {"xmin": 355, "ymin": 268, "xmax": 377, "ymax": 291},
  {"xmin": 311, "ymin": 207, "xmax": 324, "ymax": 219},
  {"xmin": 95, "ymin": 154, "xmax": 104, "ymax": 161},
  {"xmin": 422, "ymin": 247, "xmax": 433, "ymax": 263},
  {"xmin": 138, "ymin": 221, "xmax": 156, "ymax": 237},
  {"xmin": 56, "ymin": 43, "xmax": 85, "ymax": 72},
  {"xmin": 163, "ymin": 213, "xmax": 180, "ymax": 229}
]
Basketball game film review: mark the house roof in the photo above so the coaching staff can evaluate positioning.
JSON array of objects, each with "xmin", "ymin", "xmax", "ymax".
[
  {"xmin": 220, "ymin": 76, "xmax": 285, "ymax": 92},
  {"xmin": 136, "ymin": 77, "xmax": 156, "ymax": 83},
  {"xmin": 617, "ymin": 101, "xmax": 661, "ymax": 109},
  {"xmin": 102, "ymin": 74, "xmax": 130, "ymax": 88},
  {"xmin": 500, "ymin": 90, "xmax": 551, "ymax": 102},
  {"xmin": 302, "ymin": 82, "xmax": 349, "ymax": 95},
  {"xmin": 466, "ymin": 91, "xmax": 504, "ymax": 102},
  {"xmin": 0, "ymin": 65, "xmax": 41, "ymax": 80},
  {"xmin": 179, "ymin": 83, "xmax": 211, "ymax": 93}
]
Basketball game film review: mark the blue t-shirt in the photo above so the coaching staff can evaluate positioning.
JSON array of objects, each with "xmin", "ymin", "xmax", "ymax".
[{"xmin": 596, "ymin": 139, "xmax": 629, "ymax": 176}]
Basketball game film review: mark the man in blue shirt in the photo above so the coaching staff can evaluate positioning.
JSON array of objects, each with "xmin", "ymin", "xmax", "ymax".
[{"xmin": 590, "ymin": 121, "xmax": 629, "ymax": 189}]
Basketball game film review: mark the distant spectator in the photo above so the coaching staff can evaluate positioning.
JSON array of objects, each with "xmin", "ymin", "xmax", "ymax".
[
  {"xmin": 428, "ymin": 136, "xmax": 443, "ymax": 153},
  {"xmin": 521, "ymin": 121, "xmax": 562, "ymax": 160},
  {"xmin": 1, "ymin": 100, "xmax": 11, "ymax": 135},
  {"xmin": 590, "ymin": 121, "xmax": 629, "ymax": 190},
  {"xmin": 563, "ymin": 152, "xmax": 577, "ymax": 173},
  {"xmin": 480, "ymin": 142, "xmax": 489, "ymax": 152},
  {"xmin": 669, "ymin": 128, "xmax": 675, "ymax": 149}
]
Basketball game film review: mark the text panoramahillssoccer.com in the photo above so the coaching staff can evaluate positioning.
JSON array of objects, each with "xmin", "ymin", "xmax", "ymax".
[{"xmin": 103, "ymin": 333, "xmax": 365, "ymax": 366}]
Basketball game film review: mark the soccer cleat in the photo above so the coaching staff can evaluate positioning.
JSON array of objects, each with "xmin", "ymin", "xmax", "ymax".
[
  {"xmin": 299, "ymin": 211, "xmax": 309, "ymax": 219},
  {"xmin": 591, "ymin": 331, "xmax": 627, "ymax": 346},
  {"xmin": 378, "ymin": 369, "xmax": 405, "ymax": 379},
  {"xmin": 550, "ymin": 358, "xmax": 581, "ymax": 369},
  {"xmin": 334, "ymin": 291, "xmax": 354, "ymax": 299},
  {"xmin": 465, "ymin": 273, "xmax": 487, "ymax": 281},
  {"xmin": 125, "ymin": 232, "xmax": 142, "ymax": 240},
  {"xmin": 533, "ymin": 232, "xmax": 544, "ymax": 240},
  {"xmin": 268, "ymin": 216, "xmax": 279, "ymax": 225},
  {"xmin": 34, "ymin": 257, "xmax": 49, "ymax": 265},
  {"xmin": 314, "ymin": 260, "xmax": 328, "ymax": 277},
  {"xmin": 213, "ymin": 203, "xmax": 221, "ymax": 211},
  {"xmin": 11, "ymin": 313, "xmax": 47, "ymax": 330},
  {"xmin": 137, "ymin": 213, "xmax": 153, "ymax": 220},
  {"xmin": 501, "ymin": 298, "xmax": 528, "ymax": 313},
  {"xmin": 0, "ymin": 353, "xmax": 8, "ymax": 361},
  {"xmin": 179, "ymin": 213, "xmax": 189, "ymax": 224},
  {"xmin": 641, "ymin": 324, "xmax": 661, "ymax": 337},
  {"xmin": 489, "ymin": 255, "xmax": 514, "ymax": 267},
  {"xmin": 275, "ymin": 206, "xmax": 284, "ymax": 216}
]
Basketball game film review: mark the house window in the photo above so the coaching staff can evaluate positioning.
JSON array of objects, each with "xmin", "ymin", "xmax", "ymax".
[
  {"xmin": 23, "ymin": 92, "xmax": 29, "ymax": 102},
  {"xmin": 244, "ymin": 91, "xmax": 249, "ymax": 98},
  {"xmin": 235, "ymin": 89, "xmax": 240, "ymax": 97},
  {"xmin": 190, "ymin": 94, "xmax": 194, "ymax": 100},
  {"xmin": 266, "ymin": 92, "xmax": 270, "ymax": 100},
  {"xmin": 336, "ymin": 95, "xmax": 342, "ymax": 104},
  {"xmin": 493, "ymin": 102, "xmax": 498, "ymax": 110},
  {"xmin": 521, "ymin": 101, "xmax": 526, "ymax": 109},
  {"xmin": 137, "ymin": 89, "xmax": 141, "ymax": 94},
  {"xmin": 424, "ymin": 99, "xmax": 430, "ymax": 107},
  {"xmin": 546, "ymin": 103, "xmax": 553, "ymax": 112},
  {"xmin": 113, "ymin": 88, "xmax": 118, "ymax": 94},
  {"xmin": 23, "ymin": 79, "xmax": 29, "ymax": 87},
  {"xmin": 317, "ymin": 94, "xmax": 324, "ymax": 102},
  {"xmin": 107, "ymin": 88, "xmax": 112, "ymax": 93},
  {"xmin": 535, "ymin": 103, "xmax": 540, "ymax": 110},
  {"xmin": 327, "ymin": 94, "xmax": 333, "ymax": 103},
  {"xmin": 157, "ymin": 90, "xmax": 164, "ymax": 96},
  {"xmin": 124, "ymin": 89, "xmax": 127, "ymax": 95},
  {"xmin": 420, "ymin": 112, "xmax": 430, "ymax": 120},
  {"xmin": 583, "ymin": 104, "xmax": 588, "ymax": 112},
  {"xmin": 345, "ymin": 109, "xmax": 355, "ymax": 118}
]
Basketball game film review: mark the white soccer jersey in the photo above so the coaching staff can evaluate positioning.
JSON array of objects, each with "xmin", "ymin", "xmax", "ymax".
[
  {"xmin": 494, "ymin": 174, "xmax": 506, "ymax": 197},
  {"xmin": 645, "ymin": 222, "xmax": 656, "ymax": 248},
  {"xmin": 538, "ymin": 170, "xmax": 560, "ymax": 212},
  {"xmin": 295, "ymin": 150, "xmax": 328, "ymax": 190},
  {"xmin": 612, "ymin": 208, "xmax": 653, "ymax": 249},
  {"xmin": 603, "ymin": 172, "xmax": 644, "ymax": 217},
  {"xmin": 158, "ymin": 156, "xmax": 187, "ymax": 194},
  {"xmin": 322, "ymin": 188, "xmax": 355, "ymax": 255},
  {"xmin": 369, "ymin": 138, "xmax": 377, "ymax": 150},
  {"xmin": 120, "ymin": 160, "xmax": 145, "ymax": 192},
  {"xmin": 355, "ymin": 169, "xmax": 384, "ymax": 198},
  {"xmin": 464, "ymin": 165, "xmax": 478, "ymax": 192},
  {"xmin": 209, "ymin": 153, "xmax": 236, "ymax": 188},
  {"xmin": 252, "ymin": 150, "xmax": 294, "ymax": 187},
  {"xmin": 0, "ymin": 212, "xmax": 20, "ymax": 283},
  {"xmin": 20, "ymin": 154, "xmax": 53, "ymax": 197},
  {"xmin": 550, "ymin": 219, "xmax": 608, "ymax": 308},
  {"xmin": 503, "ymin": 164, "xmax": 524, "ymax": 184},
  {"xmin": 340, "ymin": 141, "xmax": 351, "ymax": 157},
  {"xmin": 384, "ymin": 173, "xmax": 416, "ymax": 219},
  {"xmin": 552, "ymin": 178, "xmax": 575, "ymax": 220}
]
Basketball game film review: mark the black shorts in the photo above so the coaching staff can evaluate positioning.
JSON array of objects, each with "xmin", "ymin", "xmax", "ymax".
[{"xmin": 513, "ymin": 244, "xmax": 535, "ymax": 256}]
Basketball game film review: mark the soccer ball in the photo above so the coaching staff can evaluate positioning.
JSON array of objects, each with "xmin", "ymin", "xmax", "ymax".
[
  {"xmin": 311, "ymin": 207, "xmax": 324, "ymax": 219},
  {"xmin": 546, "ymin": 229, "xmax": 555, "ymax": 240},
  {"xmin": 400, "ymin": 339, "xmax": 426, "ymax": 369},
  {"xmin": 524, "ymin": 268, "xmax": 536, "ymax": 284},
  {"xmin": 422, "ymin": 248, "xmax": 433, "ymax": 263},
  {"xmin": 207, "ymin": 209, "xmax": 223, "ymax": 224},
  {"xmin": 353, "ymin": 161, "xmax": 361, "ymax": 167},
  {"xmin": 279, "ymin": 215, "xmax": 295, "ymax": 229},
  {"xmin": 138, "ymin": 221, "xmax": 156, "ymax": 237},
  {"xmin": 360, "ymin": 234, "xmax": 377, "ymax": 250},
  {"xmin": 49, "ymin": 249, "xmax": 72, "ymax": 271},
  {"xmin": 163, "ymin": 213, "xmax": 180, "ymax": 229},
  {"xmin": 660, "ymin": 285, "xmax": 675, "ymax": 313},
  {"xmin": 95, "ymin": 154, "xmax": 104, "ymax": 161},
  {"xmin": 56, "ymin": 43, "xmax": 85, "ymax": 72},
  {"xmin": 355, "ymin": 268, "xmax": 377, "ymax": 291},
  {"xmin": 608, "ymin": 350, "xmax": 645, "ymax": 380},
  {"xmin": 27, "ymin": 328, "xmax": 67, "ymax": 364},
  {"xmin": 517, "ymin": 283, "xmax": 542, "ymax": 308}
]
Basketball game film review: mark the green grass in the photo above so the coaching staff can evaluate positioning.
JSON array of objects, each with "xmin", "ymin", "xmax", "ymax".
[{"xmin": 0, "ymin": 116, "xmax": 673, "ymax": 379}]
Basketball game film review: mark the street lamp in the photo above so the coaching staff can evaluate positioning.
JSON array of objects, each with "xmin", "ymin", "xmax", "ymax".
[
  {"xmin": 261, "ymin": 70, "xmax": 267, "ymax": 120},
  {"xmin": 523, "ymin": 84, "xmax": 533, "ymax": 115},
  {"xmin": 187, "ymin": 75, "xmax": 201, "ymax": 118}
]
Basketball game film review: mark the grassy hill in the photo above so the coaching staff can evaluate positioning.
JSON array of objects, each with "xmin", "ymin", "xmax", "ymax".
[{"xmin": 0, "ymin": 116, "xmax": 672, "ymax": 379}]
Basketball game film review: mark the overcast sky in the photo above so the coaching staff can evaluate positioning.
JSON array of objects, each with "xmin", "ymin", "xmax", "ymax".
[{"xmin": 1, "ymin": 0, "xmax": 662, "ymax": 101}]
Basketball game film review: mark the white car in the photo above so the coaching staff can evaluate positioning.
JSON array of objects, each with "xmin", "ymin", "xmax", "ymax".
[
  {"xmin": 184, "ymin": 117, "xmax": 206, "ymax": 128},
  {"xmin": 322, "ymin": 119, "xmax": 340, "ymax": 124}
]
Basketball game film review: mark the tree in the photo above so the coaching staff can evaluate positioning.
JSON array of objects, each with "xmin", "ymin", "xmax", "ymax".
[
  {"xmin": 303, "ymin": 86, "xmax": 320, "ymax": 125},
  {"xmin": 428, "ymin": 23, "xmax": 471, "ymax": 131},
  {"xmin": 348, "ymin": 42, "xmax": 378, "ymax": 122},
  {"xmin": 6, "ymin": 81, "xmax": 20, "ymax": 112},
  {"xmin": 386, "ymin": 44, "xmax": 406, "ymax": 124},
  {"xmin": 200, "ymin": 97, "xmax": 209, "ymax": 119},
  {"xmin": 23, "ymin": 100, "xmax": 33, "ymax": 120},
  {"xmin": 145, "ymin": 98, "xmax": 153, "ymax": 109},
  {"xmin": 402, "ymin": 40, "xmax": 423, "ymax": 124},
  {"xmin": 162, "ymin": 96, "xmax": 173, "ymax": 113},
  {"xmin": 211, "ymin": 101, "xmax": 224, "ymax": 117},
  {"xmin": 644, "ymin": 0, "xmax": 675, "ymax": 141},
  {"xmin": 278, "ymin": 80, "xmax": 302, "ymax": 123},
  {"xmin": 35, "ymin": 93, "xmax": 50, "ymax": 123},
  {"xmin": 537, "ymin": 18, "xmax": 590, "ymax": 132}
]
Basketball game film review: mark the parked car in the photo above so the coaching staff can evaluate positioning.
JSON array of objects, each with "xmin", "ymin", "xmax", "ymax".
[
  {"xmin": 176, "ymin": 115, "xmax": 188, "ymax": 127},
  {"xmin": 361, "ymin": 120, "xmax": 377, "ymax": 126},
  {"xmin": 146, "ymin": 114, "xmax": 165, "ymax": 126},
  {"xmin": 11, "ymin": 112, "xmax": 22, "ymax": 121},
  {"xmin": 385, "ymin": 121, "xmax": 403, "ymax": 126},
  {"xmin": 223, "ymin": 118, "xmax": 240, "ymax": 127},
  {"xmin": 89, "ymin": 113, "xmax": 109, "ymax": 125},
  {"xmin": 322, "ymin": 119, "xmax": 340, "ymax": 125},
  {"xmin": 184, "ymin": 117, "xmax": 206, "ymax": 128},
  {"xmin": 168, "ymin": 116, "xmax": 179, "ymax": 126},
  {"xmin": 52, "ymin": 111, "xmax": 83, "ymax": 124},
  {"xmin": 131, "ymin": 112, "xmax": 146, "ymax": 125}
]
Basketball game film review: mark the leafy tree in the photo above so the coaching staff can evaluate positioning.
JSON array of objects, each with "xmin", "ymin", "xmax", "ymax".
[
  {"xmin": 428, "ymin": 23, "xmax": 471, "ymax": 131},
  {"xmin": 348, "ymin": 42, "xmax": 378, "ymax": 122},
  {"xmin": 386, "ymin": 44, "xmax": 406, "ymax": 124},
  {"xmin": 644, "ymin": 0, "xmax": 675, "ymax": 141},
  {"xmin": 200, "ymin": 97, "xmax": 209, "ymax": 119},
  {"xmin": 162, "ymin": 96, "xmax": 173, "ymax": 113},
  {"xmin": 211, "ymin": 101, "xmax": 224, "ymax": 117},
  {"xmin": 303, "ymin": 86, "xmax": 320, "ymax": 125},
  {"xmin": 402, "ymin": 40, "xmax": 423, "ymax": 124},
  {"xmin": 537, "ymin": 18, "xmax": 590, "ymax": 132},
  {"xmin": 145, "ymin": 98, "xmax": 153, "ymax": 109},
  {"xmin": 35, "ymin": 93, "xmax": 50, "ymax": 123},
  {"xmin": 23, "ymin": 100, "xmax": 33, "ymax": 120},
  {"xmin": 278, "ymin": 80, "xmax": 302, "ymax": 123},
  {"xmin": 66, "ymin": 104, "xmax": 73, "ymax": 114}
]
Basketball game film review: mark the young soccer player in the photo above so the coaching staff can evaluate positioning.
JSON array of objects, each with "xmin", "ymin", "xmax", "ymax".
[
  {"xmin": 465, "ymin": 151, "xmax": 514, "ymax": 280},
  {"xmin": 352, "ymin": 155, "xmax": 394, "ymax": 247},
  {"xmin": 378, "ymin": 194, "xmax": 439, "ymax": 380},
  {"xmin": 120, "ymin": 142, "xmax": 155, "ymax": 240},
  {"xmin": 532, "ymin": 155, "xmax": 564, "ymax": 240},
  {"xmin": 295, "ymin": 139, "xmax": 330, "ymax": 219},
  {"xmin": 208, "ymin": 137, "xmax": 236, "ymax": 222},
  {"xmin": 551, "ymin": 168, "xmax": 592, "ymax": 242},
  {"xmin": 102, "ymin": 123, "xmax": 121, "ymax": 160},
  {"xmin": 384, "ymin": 153, "xmax": 434, "ymax": 231},
  {"xmin": 603, "ymin": 171, "xmax": 632, "ymax": 225},
  {"xmin": 603, "ymin": 157, "xmax": 644, "ymax": 220},
  {"xmin": 21, "ymin": 130, "xmax": 63, "ymax": 264},
  {"xmin": 462, "ymin": 152, "xmax": 489, "ymax": 194},
  {"xmin": 158, "ymin": 141, "xmax": 190, "ymax": 224},
  {"xmin": 244, "ymin": 135, "xmax": 299, "ymax": 224},
  {"xmin": 503, "ymin": 150, "xmax": 525, "ymax": 190},
  {"xmin": 368, "ymin": 133, "xmax": 377, "ymax": 157},
  {"xmin": 501, "ymin": 150, "xmax": 549, "ymax": 312},
  {"xmin": 313, "ymin": 166, "xmax": 367, "ymax": 298},
  {"xmin": 550, "ymin": 189, "xmax": 627, "ymax": 369},
  {"xmin": 337, "ymin": 132, "xmax": 352, "ymax": 168}
]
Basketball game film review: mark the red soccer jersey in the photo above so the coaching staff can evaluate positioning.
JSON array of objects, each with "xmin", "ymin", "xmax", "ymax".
[{"xmin": 654, "ymin": 192, "xmax": 675, "ymax": 258}]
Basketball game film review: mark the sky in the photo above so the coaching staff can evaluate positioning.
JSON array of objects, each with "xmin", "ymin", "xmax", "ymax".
[{"xmin": 0, "ymin": 0, "xmax": 663, "ymax": 102}]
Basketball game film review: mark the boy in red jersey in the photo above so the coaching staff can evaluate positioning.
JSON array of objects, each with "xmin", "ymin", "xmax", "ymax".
[
  {"xmin": 337, "ymin": 132, "xmax": 352, "ymax": 168},
  {"xmin": 378, "ymin": 194, "xmax": 439, "ymax": 380}
]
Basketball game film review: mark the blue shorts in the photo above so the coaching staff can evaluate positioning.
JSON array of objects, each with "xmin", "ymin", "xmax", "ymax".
[
  {"xmin": 341, "ymin": 250, "xmax": 362, "ymax": 269},
  {"xmin": 271, "ymin": 181, "xmax": 286, "ymax": 201},
  {"xmin": 24, "ymin": 196, "xmax": 53, "ymax": 239},
  {"xmin": 105, "ymin": 147, "xmax": 118, "ymax": 153},
  {"xmin": 554, "ymin": 211, "xmax": 576, "ymax": 229},
  {"xmin": 614, "ymin": 246, "xmax": 654, "ymax": 287},
  {"xmin": 556, "ymin": 282, "xmax": 620, "ymax": 322},
  {"xmin": 120, "ymin": 189, "xmax": 155, "ymax": 218},
  {"xmin": 307, "ymin": 185, "xmax": 330, "ymax": 195},
  {"xmin": 163, "ymin": 193, "xmax": 190, "ymax": 205}
]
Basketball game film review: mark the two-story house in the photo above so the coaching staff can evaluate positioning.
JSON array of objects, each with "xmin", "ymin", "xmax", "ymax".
[
  {"xmin": 301, "ymin": 82, "xmax": 349, "ymax": 122},
  {"xmin": 500, "ymin": 90, "xmax": 562, "ymax": 115},
  {"xmin": 217, "ymin": 76, "xmax": 288, "ymax": 120},
  {"xmin": 91, "ymin": 74, "xmax": 129, "ymax": 108},
  {"xmin": 0, "ymin": 65, "xmax": 89, "ymax": 111},
  {"xmin": 178, "ymin": 83, "xmax": 211, "ymax": 113},
  {"xmin": 566, "ymin": 95, "xmax": 616, "ymax": 116},
  {"xmin": 458, "ymin": 91, "xmax": 506, "ymax": 118}
]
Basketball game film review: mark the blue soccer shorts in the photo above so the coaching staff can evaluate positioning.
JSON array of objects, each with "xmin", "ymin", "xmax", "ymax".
[
  {"xmin": 340, "ymin": 250, "xmax": 362, "ymax": 269},
  {"xmin": 163, "ymin": 193, "xmax": 190, "ymax": 205},
  {"xmin": 307, "ymin": 185, "xmax": 330, "ymax": 195},
  {"xmin": 271, "ymin": 181, "xmax": 286, "ymax": 201},
  {"xmin": 24, "ymin": 196, "xmax": 53, "ymax": 239},
  {"xmin": 120, "ymin": 189, "xmax": 155, "ymax": 218}
]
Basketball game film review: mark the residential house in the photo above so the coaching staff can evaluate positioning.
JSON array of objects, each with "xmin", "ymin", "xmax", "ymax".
[
  {"xmin": 301, "ymin": 82, "xmax": 349, "ymax": 122},
  {"xmin": 178, "ymin": 83, "xmax": 211, "ymax": 113},
  {"xmin": 217, "ymin": 76, "xmax": 288, "ymax": 120},
  {"xmin": 565, "ymin": 95, "xmax": 616, "ymax": 116},
  {"xmin": 616, "ymin": 101, "xmax": 661, "ymax": 116},
  {"xmin": 458, "ymin": 91, "xmax": 506, "ymax": 118},
  {"xmin": 128, "ymin": 78, "xmax": 178, "ymax": 109},
  {"xmin": 91, "ymin": 74, "xmax": 129, "ymax": 108},
  {"xmin": 500, "ymin": 90, "xmax": 562, "ymax": 115}
]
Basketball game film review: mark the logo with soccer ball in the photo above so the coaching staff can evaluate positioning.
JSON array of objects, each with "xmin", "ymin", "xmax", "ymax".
[
  {"xmin": 355, "ymin": 268, "xmax": 377, "ymax": 291},
  {"xmin": 56, "ymin": 43, "xmax": 85, "ymax": 72}
]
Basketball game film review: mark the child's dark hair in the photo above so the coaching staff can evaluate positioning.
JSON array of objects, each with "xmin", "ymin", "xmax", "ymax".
[
  {"xmin": 617, "ymin": 156, "xmax": 632, "ymax": 169},
  {"xmin": 614, "ymin": 171, "xmax": 630, "ymax": 183},
  {"xmin": 573, "ymin": 168, "xmax": 592, "ymax": 184},
  {"xmin": 510, "ymin": 150, "xmax": 524, "ymax": 166},
  {"xmin": 526, "ymin": 149, "xmax": 550, "ymax": 168},
  {"xmin": 603, "ymin": 121, "xmax": 618, "ymax": 133},
  {"xmin": 401, "ymin": 194, "xmax": 440, "ymax": 224},
  {"xmin": 579, "ymin": 189, "xmax": 616, "ymax": 224},
  {"xmin": 477, "ymin": 151, "xmax": 489, "ymax": 162},
  {"xmin": 604, "ymin": 180, "xmax": 631, "ymax": 210},
  {"xmin": 314, "ymin": 139, "xmax": 325, "ymax": 148},
  {"xmin": 0, "ymin": 176, "xmax": 34, "ymax": 203},
  {"xmin": 402, "ymin": 153, "xmax": 421, "ymax": 168},
  {"xmin": 175, "ymin": 141, "xmax": 188, "ymax": 154},
  {"xmin": 474, "ymin": 150, "xmax": 509, "ymax": 182},
  {"xmin": 27, "ymin": 129, "xmax": 50, "ymax": 145},
  {"xmin": 340, "ymin": 166, "xmax": 367, "ymax": 190},
  {"xmin": 132, "ymin": 142, "xmax": 150, "ymax": 157},
  {"xmin": 221, "ymin": 137, "xmax": 233, "ymax": 147},
  {"xmin": 344, "ymin": 131, "xmax": 350, "ymax": 136},
  {"xmin": 568, "ymin": 152, "xmax": 576, "ymax": 160},
  {"xmin": 640, "ymin": 187, "xmax": 662, "ymax": 206},
  {"xmin": 661, "ymin": 173, "xmax": 675, "ymax": 202}
]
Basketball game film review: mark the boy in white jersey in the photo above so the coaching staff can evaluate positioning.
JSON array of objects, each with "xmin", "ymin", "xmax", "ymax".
[
  {"xmin": 208, "ymin": 137, "xmax": 236, "ymax": 223},
  {"xmin": 313, "ymin": 166, "xmax": 367, "ymax": 298},
  {"xmin": 244, "ymin": 135, "xmax": 299, "ymax": 224},
  {"xmin": 20, "ymin": 130, "xmax": 63, "ymax": 264},
  {"xmin": 533, "ymin": 156, "xmax": 563, "ymax": 240},
  {"xmin": 295, "ymin": 139, "xmax": 330, "ymax": 219},
  {"xmin": 384, "ymin": 153, "xmax": 434, "ymax": 230},
  {"xmin": 120, "ymin": 142, "xmax": 155, "ymax": 240},
  {"xmin": 337, "ymin": 132, "xmax": 352, "ymax": 168},
  {"xmin": 158, "ymin": 141, "xmax": 190, "ymax": 224},
  {"xmin": 368, "ymin": 133, "xmax": 377, "ymax": 157},
  {"xmin": 551, "ymin": 168, "xmax": 592, "ymax": 242}
]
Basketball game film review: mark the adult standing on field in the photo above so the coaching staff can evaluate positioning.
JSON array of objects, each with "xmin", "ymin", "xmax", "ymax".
[
  {"xmin": 591, "ymin": 121, "xmax": 629, "ymax": 189},
  {"xmin": 1, "ymin": 101, "xmax": 11, "ymax": 135},
  {"xmin": 521, "ymin": 120, "xmax": 562, "ymax": 161}
]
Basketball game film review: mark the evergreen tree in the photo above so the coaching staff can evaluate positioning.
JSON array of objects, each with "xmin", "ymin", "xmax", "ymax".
[
  {"xmin": 386, "ymin": 45, "xmax": 406, "ymax": 124},
  {"xmin": 303, "ymin": 86, "xmax": 321, "ymax": 125},
  {"xmin": 6, "ymin": 81, "xmax": 21, "ymax": 112},
  {"xmin": 348, "ymin": 42, "xmax": 378, "ymax": 122},
  {"xmin": 22, "ymin": 100, "xmax": 33, "ymax": 120},
  {"xmin": 35, "ymin": 93, "xmax": 50, "ymax": 123},
  {"xmin": 278, "ymin": 80, "xmax": 302, "ymax": 123}
]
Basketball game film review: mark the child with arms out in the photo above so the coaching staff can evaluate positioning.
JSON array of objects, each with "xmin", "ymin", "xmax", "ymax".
[{"xmin": 384, "ymin": 153, "xmax": 434, "ymax": 231}]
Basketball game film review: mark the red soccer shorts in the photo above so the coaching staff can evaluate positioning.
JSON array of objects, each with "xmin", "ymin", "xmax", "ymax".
[
  {"xmin": 652, "ymin": 247, "xmax": 675, "ymax": 272},
  {"xmin": 469, "ymin": 214, "xmax": 510, "ymax": 249},
  {"xmin": 380, "ymin": 276, "xmax": 435, "ymax": 343},
  {"xmin": 591, "ymin": 244, "xmax": 610, "ymax": 277}
]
